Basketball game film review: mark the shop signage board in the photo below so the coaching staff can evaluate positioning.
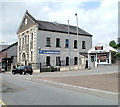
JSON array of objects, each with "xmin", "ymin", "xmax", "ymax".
[
  {"xmin": 39, "ymin": 50, "xmax": 60, "ymax": 55},
  {"xmin": 95, "ymin": 46, "xmax": 103, "ymax": 50}
]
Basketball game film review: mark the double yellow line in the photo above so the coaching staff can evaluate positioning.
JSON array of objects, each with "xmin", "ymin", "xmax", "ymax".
[{"xmin": 0, "ymin": 100, "xmax": 7, "ymax": 107}]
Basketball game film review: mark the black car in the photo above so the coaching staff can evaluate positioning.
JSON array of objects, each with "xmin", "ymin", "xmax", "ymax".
[{"xmin": 12, "ymin": 66, "xmax": 33, "ymax": 75}]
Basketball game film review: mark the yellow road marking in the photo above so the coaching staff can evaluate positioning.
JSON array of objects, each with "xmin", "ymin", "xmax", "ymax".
[{"xmin": 0, "ymin": 100, "xmax": 7, "ymax": 106}]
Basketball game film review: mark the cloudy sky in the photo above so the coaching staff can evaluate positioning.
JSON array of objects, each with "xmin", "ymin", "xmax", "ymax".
[{"xmin": 0, "ymin": 0, "xmax": 119, "ymax": 46}]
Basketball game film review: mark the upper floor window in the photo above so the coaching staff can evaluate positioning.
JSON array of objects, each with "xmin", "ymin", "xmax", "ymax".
[
  {"xmin": 30, "ymin": 33, "xmax": 33, "ymax": 49},
  {"xmin": 74, "ymin": 40, "xmax": 77, "ymax": 49},
  {"xmin": 19, "ymin": 38, "xmax": 21, "ymax": 45},
  {"xmin": 28, "ymin": 35, "xmax": 29, "ymax": 44},
  {"xmin": 22, "ymin": 37, "xmax": 24, "ymax": 45},
  {"xmin": 65, "ymin": 39, "xmax": 69, "ymax": 48},
  {"xmin": 46, "ymin": 37, "xmax": 51, "ymax": 47},
  {"xmin": 25, "ymin": 35, "xmax": 27, "ymax": 44},
  {"xmin": 82, "ymin": 41, "xmax": 86, "ymax": 49},
  {"xmin": 25, "ymin": 18, "xmax": 27, "ymax": 25},
  {"xmin": 31, "ymin": 33, "xmax": 33, "ymax": 41},
  {"xmin": 56, "ymin": 38, "xmax": 60, "ymax": 48}
]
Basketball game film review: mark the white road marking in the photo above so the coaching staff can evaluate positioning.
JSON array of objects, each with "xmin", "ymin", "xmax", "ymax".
[{"xmin": 36, "ymin": 78, "xmax": 118, "ymax": 95}]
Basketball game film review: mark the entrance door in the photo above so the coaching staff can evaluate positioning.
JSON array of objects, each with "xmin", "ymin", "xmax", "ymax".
[{"xmin": 91, "ymin": 55, "xmax": 95, "ymax": 67}]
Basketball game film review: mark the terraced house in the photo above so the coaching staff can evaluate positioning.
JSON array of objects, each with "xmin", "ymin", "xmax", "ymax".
[{"xmin": 17, "ymin": 11, "xmax": 93, "ymax": 70}]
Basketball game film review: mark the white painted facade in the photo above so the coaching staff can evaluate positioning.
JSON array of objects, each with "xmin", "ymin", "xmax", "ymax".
[{"xmin": 17, "ymin": 11, "xmax": 92, "ymax": 70}]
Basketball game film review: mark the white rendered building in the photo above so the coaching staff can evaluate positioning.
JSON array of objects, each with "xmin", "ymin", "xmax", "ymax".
[
  {"xmin": 17, "ymin": 11, "xmax": 93, "ymax": 70},
  {"xmin": 88, "ymin": 44, "xmax": 118, "ymax": 67}
]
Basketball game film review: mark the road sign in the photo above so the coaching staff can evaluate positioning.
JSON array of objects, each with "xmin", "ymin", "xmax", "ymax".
[{"xmin": 39, "ymin": 50, "xmax": 60, "ymax": 55}]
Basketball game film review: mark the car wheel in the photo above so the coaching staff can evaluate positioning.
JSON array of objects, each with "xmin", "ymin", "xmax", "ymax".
[
  {"xmin": 30, "ymin": 73, "xmax": 32, "ymax": 75},
  {"xmin": 20, "ymin": 72, "xmax": 23, "ymax": 75},
  {"xmin": 24, "ymin": 72, "xmax": 26, "ymax": 75},
  {"xmin": 12, "ymin": 72, "xmax": 15, "ymax": 75}
]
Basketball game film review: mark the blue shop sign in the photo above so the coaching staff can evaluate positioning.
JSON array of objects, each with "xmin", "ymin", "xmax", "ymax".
[{"xmin": 39, "ymin": 50, "xmax": 60, "ymax": 55}]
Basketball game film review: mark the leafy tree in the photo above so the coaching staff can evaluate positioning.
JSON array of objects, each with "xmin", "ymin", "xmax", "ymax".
[
  {"xmin": 109, "ymin": 40, "xmax": 120, "ymax": 61},
  {"xmin": 109, "ymin": 40, "xmax": 116, "ymax": 48}
]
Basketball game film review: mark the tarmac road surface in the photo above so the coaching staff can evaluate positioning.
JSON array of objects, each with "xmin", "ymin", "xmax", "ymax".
[{"xmin": 1, "ymin": 73, "xmax": 118, "ymax": 105}]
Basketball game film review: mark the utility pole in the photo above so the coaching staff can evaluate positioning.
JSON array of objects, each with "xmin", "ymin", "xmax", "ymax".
[
  {"xmin": 75, "ymin": 13, "xmax": 79, "ymax": 70},
  {"xmin": 68, "ymin": 20, "xmax": 71, "ymax": 70}
]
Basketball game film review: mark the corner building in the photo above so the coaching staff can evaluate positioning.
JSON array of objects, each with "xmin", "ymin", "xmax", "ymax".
[{"xmin": 17, "ymin": 11, "xmax": 93, "ymax": 70}]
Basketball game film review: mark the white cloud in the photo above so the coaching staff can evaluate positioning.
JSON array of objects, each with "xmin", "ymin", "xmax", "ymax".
[{"xmin": 1, "ymin": 0, "xmax": 119, "ymax": 46}]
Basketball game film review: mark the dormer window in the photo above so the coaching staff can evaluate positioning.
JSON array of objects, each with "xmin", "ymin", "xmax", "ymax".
[{"xmin": 25, "ymin": 18, "xmax": 27, "ymax": 25}]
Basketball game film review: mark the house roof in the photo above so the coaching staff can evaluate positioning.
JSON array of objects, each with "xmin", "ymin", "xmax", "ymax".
[
  {"xmin": 88, "ymin": 44, "xmax": 118, "ymax": 53},
  {"xmin": 0, "ymin": 42, "xmax": 18, "ymax": 53},
  {"xmin": 26, "ymin": 11, "xmax": 92, "ymax": 37}
]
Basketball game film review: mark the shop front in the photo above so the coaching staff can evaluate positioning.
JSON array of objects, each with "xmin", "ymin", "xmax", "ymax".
[{"xmin": 88, "ymin": 44, "xmax": 117, "ymax": 67}]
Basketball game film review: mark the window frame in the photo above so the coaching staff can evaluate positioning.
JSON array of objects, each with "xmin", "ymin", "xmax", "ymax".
[
  {"xmin": 56, "ymin": 38, "xmax": 61, "ymax": 48},
  {"xmin": 66, "ymin": 57, "xmax": 69, "ymax": 66},
  {"xmin": 82, "ymin": 41, "xmax": 86, "ymax": 49},
  {"xmin": 74, "ymin": 40, "xmax": 77, "ymax": 49},
  {"xmin": 74, "ymin": 57, "xmax": 78, "ymax": 65},
  {"xmin": 65, "ymin": 39, "xmax": 69, "ymax": 48},
  {"xmin": 46, "ymin": 56, "xmax": 51, "ymax": 66},
  {"xmin": 46, "ymin": 37, "xmax": 51, "ymax": 47},
  {"xmin": 56, "ymin": 57, "xmax": 61, "ymax": 66}
]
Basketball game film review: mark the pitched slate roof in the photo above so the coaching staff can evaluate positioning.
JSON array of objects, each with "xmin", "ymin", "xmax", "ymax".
[
  {"xmin": 26, "ymin": 11, "xmax": 92, "ymax": 37},
  {"xmin": 0, "ymin": 42, "xmax": 18, "ymax": 53}
]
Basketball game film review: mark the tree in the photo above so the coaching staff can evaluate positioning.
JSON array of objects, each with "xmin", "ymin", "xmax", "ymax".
[
  {"xmin": 109, "ymin": 40, "xmax": 120, "ymax": 60},
  {"xmin": 109, "ymin": 40, "xmax": 116, "ymax": 48}
]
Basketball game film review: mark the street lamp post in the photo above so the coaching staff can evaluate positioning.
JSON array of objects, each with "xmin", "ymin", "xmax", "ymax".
[
  {"xmin": 39, "ymin": 47, "xmax": 41, "ymax": 73},
  {"xmin": 68, "ymin": 20, "xmax": 71, "ymax": 70},
  {"xmin": 75, "ymin": 13, "xmax": 79, "ymax": 70}
]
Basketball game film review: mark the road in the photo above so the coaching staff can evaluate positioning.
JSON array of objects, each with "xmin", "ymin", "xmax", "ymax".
[{"xmin": 1, "ymin": 71, "xmax": 118, "ymax": 105}]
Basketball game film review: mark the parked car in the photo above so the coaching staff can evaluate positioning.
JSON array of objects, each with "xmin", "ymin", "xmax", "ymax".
[
  {"xmin": 12, "ymin": 66, "xmax": 33, "ymax": 75},
  {"xmin": 0, "ymin": 67, "xmax": 5, "ymax": 73}
]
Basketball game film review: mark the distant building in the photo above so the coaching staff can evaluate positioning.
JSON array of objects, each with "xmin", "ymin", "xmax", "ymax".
[
  {"xmin": 17, "ymin": 11, "xmax": 93, "ymax": 70},
  {"xmin": 0, "ymin": 42, "xmax": 18, "ymax": 71},
  {"xmin": 0, "ymin": 45, "xmax": 9, "ymax": 51}
]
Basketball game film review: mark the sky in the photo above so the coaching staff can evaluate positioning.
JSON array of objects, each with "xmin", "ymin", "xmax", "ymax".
[{"xmin": 0, "ymin": 0, "xmax": 119, "ymax": 46}]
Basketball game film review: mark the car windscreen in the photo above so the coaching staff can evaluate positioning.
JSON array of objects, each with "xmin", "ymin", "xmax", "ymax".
[
  {"xmin": 17, "ymin": 66, "xmax": 25, "ymax": 69},
  {"xmin": 26, "ymin": 66, "xmax": 32, "ymax": 69}
]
